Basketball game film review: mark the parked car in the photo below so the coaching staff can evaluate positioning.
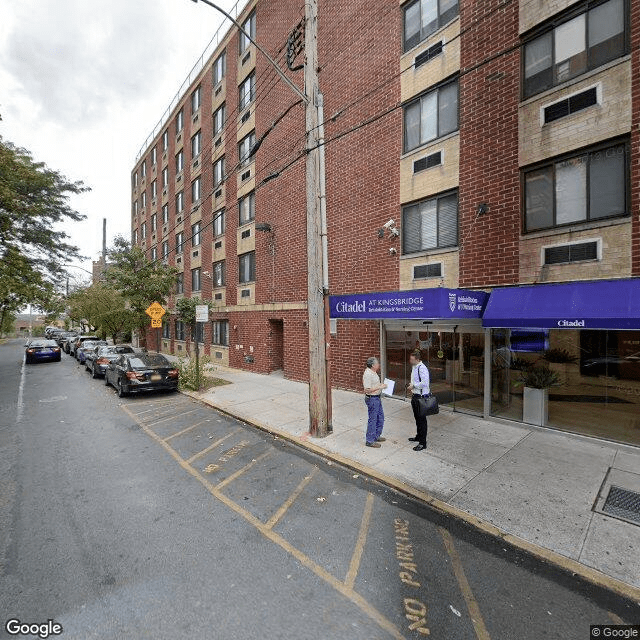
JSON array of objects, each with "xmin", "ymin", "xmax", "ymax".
[
  {"xmin": 86, "ymin": 344, "xmax": 135, "ymax": 378},
  {"xmin": 77, "ymin": 340, "xmax": 107, "ymax": 365},
  {"xmin": 55, "ymin": 331, "xmax": 74, "ymax": 347},
  {"xmin": 105, "ymin": 353, "xmax": 179, "ymax": 397},
  {"xmin": 62, "ymin": 333, "xmax": 79, "ymax": 354},
  {"xmin": 70, "ymin": 335, "xmax": 99, "ymax": 358},
  {"xmin": 25, "ymin": 339, "xmax": 62, "ymax": 364}
]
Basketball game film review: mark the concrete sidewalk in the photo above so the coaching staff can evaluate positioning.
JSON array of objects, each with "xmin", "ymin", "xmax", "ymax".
[{"xmin": 182, "ymin": 364, "xmax": 640, "ymax": 595}]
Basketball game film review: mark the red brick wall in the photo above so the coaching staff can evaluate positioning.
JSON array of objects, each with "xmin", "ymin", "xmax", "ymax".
[
  {"xmin": 631, "ymin": 0, "xmax": 640, "ymax": 276},
  {"xmin": 330, "ymin": 320, "xmax": 381, "ymax": 391},
  {"xmin": 458, "ymin": 0, "xmax": 520, "ymax": 288}
]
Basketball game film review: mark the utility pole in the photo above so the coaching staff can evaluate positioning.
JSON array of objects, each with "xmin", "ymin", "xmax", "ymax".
[{"xmin": 305, "ymin": 0, "xmax": 331, "ymax": 437}]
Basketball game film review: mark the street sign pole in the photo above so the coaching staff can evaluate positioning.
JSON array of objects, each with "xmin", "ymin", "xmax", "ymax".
[
  {"xmin": 146, "ymin": 303, "xmax": 167, "ymax": 353},
  {"xmin": 195, "ymin": 305, "xmax": 209, "ymax": 391}
]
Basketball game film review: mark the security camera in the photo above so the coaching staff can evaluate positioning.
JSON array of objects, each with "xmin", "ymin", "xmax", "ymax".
[
  {"xmin": 389, "ymin": 227, "xmax": 400, "ymax": 238},
  {"xmin": 382, "ymin": 219, "xmax": 395, "ymax": 229},
  {"xmin": 203, "ymin": 270, "xmax": 211, "ymax": 277},
  {"xmin": 389, "ymin": 247, "xmax": 397, "ymax": 255}
]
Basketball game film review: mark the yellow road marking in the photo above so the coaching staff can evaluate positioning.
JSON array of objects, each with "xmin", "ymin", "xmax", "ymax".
[
  {"xmin": 215, "ymin": 450, "xmax": 271, "ymax": 490},
  {"xmin": 120, "ymin": 404, "xmax": 405, "ymax": 640},
  {"xmin": 164, "ymin": 419, "xmax": 210, "ymax": 442},
  {"xmin": 186, "ymin": 429, "xmax": 241, "ymax": 464},
  {"xmin": 345, "ymin": 492, "xmax": 375, "ymax": 590},
  {"xmin": 129, "ymin": 401, "xmax": 191, "ymax": 415},
  {"xmin": 145, "ymin": 407, "xmax": 199, "ymax": 426},
  {"xmin": 439, "ymin": 527, "xmax": 491, "ymax": 640},
  {"xmin": 265, "ymin": 468, "xmax": 318, "ymax": 530}
]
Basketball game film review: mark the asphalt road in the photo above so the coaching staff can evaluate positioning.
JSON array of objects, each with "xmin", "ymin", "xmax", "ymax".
[{"xmin": 0, "ymin": 338, "xmax": 638, "ymax": 640}]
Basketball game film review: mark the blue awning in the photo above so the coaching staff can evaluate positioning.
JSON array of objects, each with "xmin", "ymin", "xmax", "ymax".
[{"xmin": 482, "ymin": 279, "xmax": 640, "ymax": 330}]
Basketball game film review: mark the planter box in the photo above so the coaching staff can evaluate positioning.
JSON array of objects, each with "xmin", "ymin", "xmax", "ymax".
[{"xmin": 523, "ymin": 386, "xmax": 549, "ymax": 426}]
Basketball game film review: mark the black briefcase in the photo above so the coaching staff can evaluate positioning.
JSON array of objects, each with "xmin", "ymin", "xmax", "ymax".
[{"xmin": 418, "ymin": 394, "xmax": 439, "ymax": 417}]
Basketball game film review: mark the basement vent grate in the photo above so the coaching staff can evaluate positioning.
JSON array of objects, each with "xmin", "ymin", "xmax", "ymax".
[
  {"xmin": 193, "ymin": 159, "xmax": 199, "ymax": 168},
  {"xmin": 414, "ymin": 151, "xmax": 442, "ymax": 173},
  {"xmin": 414, "ymin": 263, "xmax": 442, "ymax": 279},
  {"xmin": 215, "ymin": 137, "xmax": 222, "ymax": 147},
  {"xmin": 214, "ymin": 188, "xmax": 222, "ymax": 198},
  {"xmin": 544, "ymin": 241, "xmax": 598, "ymax": 265},
  {"xmin": 602, "ymin": 486, "xmax": 640, "ymax": 524},
  {"xmin": 241, "ymin": 229, "xmax": 251, "ymax": 239},
  {"xmin": 241, "ymin": 289, "xmax": 251, "ymax": 298},
  {"xmin": 214, "ymin": 293, "xmax": 223, "ymax": 300},
  {"xmin": 215, "ymin": 351, "xmax": 223, "ymax": 359},
  {"xmin": 241, "ymin": 110, "xmax": 251, "ymax": 123},
  {"xmin": 242, "ymin": 52, "xmax": 251, "ymax": 65},
  {"xmin": 215, "ymin": 86, "xmax": 222, "ymax": 96},
  {"xmin": 214, "ymin": 241, "xmax": 223, "ymax": 249},
  {"xmin": 415, "ymin": 40, "xmax": 443, "ymax": 68},
  {"xmin": 241, "ymin": 170, "xmax": 251, "ymax": 181},
  {"xmin": 544, "ymin": 87, "xmax": 598, "ymax": 124}
]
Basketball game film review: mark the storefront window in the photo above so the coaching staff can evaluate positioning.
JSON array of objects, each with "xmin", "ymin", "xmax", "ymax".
[{"xmin": 490, "ymin": 328, "xmax": 640, "ymax": 446}]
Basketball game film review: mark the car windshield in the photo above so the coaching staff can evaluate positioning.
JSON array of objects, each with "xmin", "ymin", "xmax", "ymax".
[{"xmin": 128, "ymin": 354, "xmax": 171, "ymax": 369}]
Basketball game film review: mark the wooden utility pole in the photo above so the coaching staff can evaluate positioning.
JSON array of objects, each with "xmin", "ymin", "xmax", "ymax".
[{"xmin": 305, "ymin": 0, "xmax": 331, "ymax": 437}]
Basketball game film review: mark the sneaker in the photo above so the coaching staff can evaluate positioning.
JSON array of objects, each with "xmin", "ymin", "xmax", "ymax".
[
  {"xmin": 376, "ymin": 437, "xmax": 386, "ymax": 442},
  {"xmin": 366, "ymin": 442, "xmax": 382, "ymax": 448},
  {"xmin": 413, "ymin": 444, "xmax": 426, "ymax": 451}
]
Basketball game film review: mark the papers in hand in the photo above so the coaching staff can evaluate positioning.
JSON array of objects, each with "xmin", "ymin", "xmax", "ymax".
[{"xmin": 382, "ymin": 378, "xmax": 395, "ymax": 396}]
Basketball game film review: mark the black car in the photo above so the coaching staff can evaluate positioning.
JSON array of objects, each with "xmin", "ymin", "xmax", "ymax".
[
  {"xmin": 25, "ymin": 339, "xmax": 62, "ymax": 364},
  {"xmin": 87, "ymin": 344, "xmax": 135, "ymax": 378},
  {"xmin": 105, "ymin": 353, "xmax": 179, "ymax": 397}
]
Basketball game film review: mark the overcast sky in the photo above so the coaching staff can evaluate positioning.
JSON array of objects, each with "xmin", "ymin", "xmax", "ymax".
[{"xmin": 0, "ymin": 0, "xmax": 238, "ymax": 283}]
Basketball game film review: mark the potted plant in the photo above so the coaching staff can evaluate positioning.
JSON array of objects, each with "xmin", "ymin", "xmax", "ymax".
[
  {"xmin": 542, "ymin": 348, "xmax": 578, "ymax": 386},
  {"xmin": 519, "ymin": 365, "xmax": 559, "ymax": 426}
]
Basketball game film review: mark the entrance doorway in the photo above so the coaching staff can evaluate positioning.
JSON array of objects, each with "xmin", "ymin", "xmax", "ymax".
[
  {"xmin": 268, "ymin": 320, "xmax": 284, "ymax": 372},
  {"xmin": 385, "ymin": 324, "xmax": 485, "ymax": 416}
]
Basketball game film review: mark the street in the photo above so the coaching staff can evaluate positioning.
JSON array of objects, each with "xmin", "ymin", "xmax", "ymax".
[{"xmin": 0, "ymin": 338, "xmax": 638, "ymax": 640}]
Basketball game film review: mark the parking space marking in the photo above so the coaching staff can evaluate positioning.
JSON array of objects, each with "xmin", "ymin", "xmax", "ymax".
[
  {"xmin": 144, "ymin": 407, "xmax": 199, "ymax": 426},
  {"xmin": 345, "ymin": 492, "xmax": 375, "ymax": 590},
  {"xmin": 215, "ymin": 450, "xmax": 272, "ymax": 490},
  {"xmin": 265, "ymin": 468, "xmax": 318, "ymax": 530},
  {"xmin": 121, "ymin": 404, "xmax": 405, "ymax": 640},
  {"xmin": 163, "ymin": 419, "xmax": 211, "ymax": 442},
  {"xmin": 186, "ymin": 429, "xmax": 241, "ymax": 464},
  {"xmin": 439, "ymin": 527, "xmax": 491, "ymax": 640},
  {"xmin": 129, "ymin": 401, "xmax": 192, "ymax": 417}
]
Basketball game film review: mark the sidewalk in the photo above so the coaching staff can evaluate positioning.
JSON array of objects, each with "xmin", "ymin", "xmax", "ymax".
[{"xmin": 181, "ymin": 364, "xmax": 640, "ymax": 596}]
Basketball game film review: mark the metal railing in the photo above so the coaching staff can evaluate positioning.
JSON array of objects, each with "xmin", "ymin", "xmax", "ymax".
[{"xmin": 134, "ymin": 0, "xmax": 246, "ymax": 162}]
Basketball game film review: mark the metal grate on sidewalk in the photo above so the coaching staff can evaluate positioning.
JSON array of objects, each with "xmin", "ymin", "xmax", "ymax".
[{"xmin": 602, "ymin": 485, "xmax": 640, "ymax": 525}]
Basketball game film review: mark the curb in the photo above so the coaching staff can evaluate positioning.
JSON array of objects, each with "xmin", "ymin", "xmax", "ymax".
[{"xmin": 179, "ymin": 388, "xmax": 640, "ymax": 605}]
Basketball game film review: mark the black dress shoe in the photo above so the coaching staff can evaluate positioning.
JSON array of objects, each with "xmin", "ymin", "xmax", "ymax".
[
  {"xmin": 413, "ymin": 444, "xmax": 426, "ymax": 451},
  {"xmin": 408, "ymin": 437, "xmax": 419, "ymax": 442}
]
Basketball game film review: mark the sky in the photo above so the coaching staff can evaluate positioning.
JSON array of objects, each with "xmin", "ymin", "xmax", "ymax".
[{"xmin": 0, "ymin": 0, "xmax": 239, "ymax": 283}]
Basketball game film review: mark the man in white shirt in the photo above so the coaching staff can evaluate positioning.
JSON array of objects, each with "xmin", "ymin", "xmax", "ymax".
[
  {"xmin": 407, "ymin": 349, "xmax": 429, "ymax": 451},
  {"xmin": 362, "ymin": 357, "xmax": 387, "ymax": 448}
]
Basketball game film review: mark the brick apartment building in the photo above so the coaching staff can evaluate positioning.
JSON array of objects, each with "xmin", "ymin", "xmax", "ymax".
[{"xmin": 132, "ymin": 0, "xmax": 640, "ymax": 446}]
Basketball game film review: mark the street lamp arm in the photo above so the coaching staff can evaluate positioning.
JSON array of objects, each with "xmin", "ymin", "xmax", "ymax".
[
  {"xmin": 191, "ymin": 0, "xmax": 308, "ymax": 103},
  {"xmin": 62, "ymin": 264, "xmax": 94, "ymax": 276}
]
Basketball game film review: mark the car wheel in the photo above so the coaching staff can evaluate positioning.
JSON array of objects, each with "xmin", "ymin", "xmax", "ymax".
[
  {"xmin": 104, "ymin": 373, "xmax": 111, "ymax": 387},
  {"xmin": 55, "ymin": 356, "xmax": 61, "ymax": 362},
  {"xmin": 117, "ymin": 379, "xmax": 128, "ymax": 398},
  {"xmin": 92, "ymin": 364, "xmax": 99, "ymax": 379}
]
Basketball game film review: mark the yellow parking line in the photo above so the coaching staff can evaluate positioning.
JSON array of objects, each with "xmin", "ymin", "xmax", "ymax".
[
  {"xmin": 164, "ymin": 419, "xmax": 210, "ymax": 442},
  {"xmin": 146, "ymin": 407, "xmax": 199, "ymax": 426},
  {"xmin": 130, "ymin": 401, "xmax": 191, "ymax": 415},
  {"xmin": 345, "ymin": 493, "xmax": 375, "ymax": 589},
  {"xmin": 439, "ymin": 527, "xmax": 491, "ymax": 640},
  {"xmin": 187, "ymin": 429, "xmax": 241, "ymax": 464},
  {"xmin": 265, "ymin": 468, "xmax": 317, "ymax": 530},
  {"xmin": 120, "ymin": 403, "xmax": 405, "ymax": 640},
  {"xmin": 215, "ymin": 450, "xmax": 271, "ymax": 490}
]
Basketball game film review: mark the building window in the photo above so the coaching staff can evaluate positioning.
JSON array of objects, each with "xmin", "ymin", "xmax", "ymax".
[
  {"xmin": 133, "ymin": 229, "xmax": 138, "ymax": 244},
  {"xmin": 191, "ymin": 130, "xmax": 201, "ymax": 158},
  {"xmin": 239, "ymin": 73, "xmax": 255, "ymax": 111},
  {"xmin": 176, "ymin": 191, "xmax": 184, "ymax": 213},
  {"xmin": 162, "ymin": 240, "xmax": 169, "ymax": 259},
  {"xmin": 239, "ymin": 251, "xmax": 256, "ymax": 283},
  {"xmin": 238, "ymin": 131, "xmax": 256, "ymax": 167},
  {"xmin": 239, "ymin": 191, "xmax": 255, "ymax": 225},
  {"xmin": 192, "ymin": 322, "xmax": 205, "ymax": 344},
  {"xmin": 524, "ymin": 141, "xmax": 627, "ymax": 232},
  {"xmin": 191, "ymin": 267, "xmax": 201, "ymax": 292},
  {"xmin": 191, "ymin": 85, "xmax": 201, "ymax": 114},
  {"xmin": 214, "ymin": 209, "xmax": 225, "ymax": 237},
  {"xmin": 176, "ymin": 108, "xmax": 184, "ymax": 133},
  {"xmin": 141, "ymin": 192, "xmax": 147, "ymax": 208},
  {"xmin": 214, "ymin": 104, "xmax": 226, "ymax": 135},
  {"xmin": 162, "ymin": 321, "xmax": 170, "ymax": 339},
  {"xmin": 133, "ymin": 201, "xmax": 138, "ymax": 216},
  {"xmin": 213, "ymin": 50, "xmax": 226, "ymax": 85},
  {"xmin": 523, "ymin": 0, "xmax": 627, "ymax": 99},
  {"xmin": 175, "ymin": 319, "xmax": 185, "ymax": 339},
  {"xmin": 176, "ymin": 150, "xmax": 184, "ymax": 173},
  {"xmin": 211, "ymin": 320, "xmax": 229, "ymax": 346},
  {"xmin": 402, "ymin": 190, "xmax": 458, "ymax": 254},
  {"xmin": 141, "ymin": 221, "xmax": 147, "ymax": 240},
  {"xmin": 176, "ymin": 231, "xmax": 184, "ymax": 254},
  {"xmin": 213, "ymin": 157, "xmax": 225, "ymax": 187},
  {"xmin": 239, "ymin": 11, "xmax": 256, "ymax": 54},
  {"xmin": 192, "ymin": 177, "xmax": 201, "ymax": 203},
  {"xmin": 192, "ymin": 221, "xmax": 201, "ymax": 247},
  {"xmin": 151, "ymin": 213, "xmax": 157, "ymax": 232},
  {"xmin": 404, "ymin": 78, "xmax": 458, "ymax": 152},
  {"xmin": 151, "ymin": 147, "xmax": 157, "ymax": 166},
  {"xmin": 162, "ymin": 129, "xmax": 169, "ymax": 151},
  {"xmin": 212, "ymin": 260, "xmax": 225, "ymax": 287},
  {"xmin": 141, "ymin": 160, "xmax": 146, "ymax": 179},
  {"xmin": 162, "ymin": 203, "xmax": 169, "ymax": 224},
  {"xmin": 133, "ymin": 172, "xmax": 138, "ymax": 188},
  {"xmin": 151, "ymin": 180, "xmax": 157, "ymax": 199},
  {"xmin": 403, "ymin": 0, "xmax": 459, "ymax": 52},
  {"xmin": 162, "ymin": 167, "xmax": 168, "ymax": 188},
  {"xmin": 151, "ymin": 246, "xmax": 157, "ymax": 261}
]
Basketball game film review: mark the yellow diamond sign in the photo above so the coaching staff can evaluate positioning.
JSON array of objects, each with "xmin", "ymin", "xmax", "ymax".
[{"xmin": 145, "ymin": 302, "xmax": 166, "ymax": 320}]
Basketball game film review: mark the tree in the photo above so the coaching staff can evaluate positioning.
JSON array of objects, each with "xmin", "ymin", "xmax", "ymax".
[
  {"xmin": 0, "ymin": 137, "xmax": 88, "ymax": 301},
  {"xmin": 105, "ymin": 236, "xmax": 178, "ymax": 346},
  {"xmin": 176, "ymin": 296, "xmax": 204, "ymax": 389}
]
